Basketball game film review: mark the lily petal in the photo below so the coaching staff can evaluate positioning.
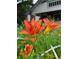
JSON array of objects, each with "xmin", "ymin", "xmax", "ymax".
[
  {"xmin": 51, "ymin": 23, "xmax": 59, "ymax": 29},
  {"xmin": 39, "ymin": 26, "xmax": 45, "ymax": 32},
  {"xmin": 43, "ymin": 18, "xmax": 50, "ymax": 25},
  {"xmin": 25, "ymin": 44, "xmax": 33, "ymax": 54},
  {"xmin": 36, "ymin": 20, "xmax": 42, "ymax": 30},
  {"xmin": 24, "ymin": 20, "xmax": 31, "ymax": 30},
  {"xmin": 31, "ymin": 18, "xmax": 36, "ymax": 27},
  {"xmin": 20, "ymin": 30, "xmax": 29, "ymax": 34}
]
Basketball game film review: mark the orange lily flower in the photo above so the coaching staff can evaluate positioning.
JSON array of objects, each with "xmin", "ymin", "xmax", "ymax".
[
  {"xmin": 20, "ymin": 44, "xmax": 33, "ymax": 56},
  {"xmin": 20, "ymin": 18, "xmax": 45, "ymax": 35},
  {"xmin": 43, "ymin": 18, "xmax": 59, "ymax": 33}
]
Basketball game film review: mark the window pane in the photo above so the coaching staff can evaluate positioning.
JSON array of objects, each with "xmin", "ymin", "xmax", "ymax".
[
  {"xmin": 54, "ymin": 2, "xmax": 56, "ymax": 6},
  {"xmin": 59, "ymin": 1, "xmax": 61, "ymax": 4}
]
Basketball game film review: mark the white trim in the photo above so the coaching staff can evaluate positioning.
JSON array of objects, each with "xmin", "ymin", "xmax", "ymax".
[
  {"xmin": 17, "ymin": 1, "xmax": 22, "ymax": 4},
  {"xmin": 17, "ymin": 0, "xmax": 27, "ymax": 4}
]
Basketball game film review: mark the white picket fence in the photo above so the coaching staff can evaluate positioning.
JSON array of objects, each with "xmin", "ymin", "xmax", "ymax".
[{"xmin": 41, "ymin": 45, "xmax": 61, "ymax": 59}]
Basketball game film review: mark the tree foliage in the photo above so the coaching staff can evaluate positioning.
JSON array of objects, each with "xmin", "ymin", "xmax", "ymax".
[{"xmin": 17, "ymin": 0, "xmax": 33, "ymax": 24}]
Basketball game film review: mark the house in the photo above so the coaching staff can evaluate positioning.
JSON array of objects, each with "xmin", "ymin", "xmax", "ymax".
[{"xmin": 26, "ymin": 0, "xmax": 61, "ymax": 21}]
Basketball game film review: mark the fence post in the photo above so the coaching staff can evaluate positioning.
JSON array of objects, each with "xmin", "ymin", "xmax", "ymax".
[{"xmin": 51, "ymin": 45, "xmax": 59, "ymax": 59}]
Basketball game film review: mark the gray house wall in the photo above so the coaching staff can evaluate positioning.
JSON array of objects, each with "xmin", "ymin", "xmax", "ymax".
[
  {"xmin": 32, "ymin": 0, "xmax": 61, "ymax": 15},
  {"xmin": 27, "ymin": 0, "xmax": 61, "ymax": 21}
]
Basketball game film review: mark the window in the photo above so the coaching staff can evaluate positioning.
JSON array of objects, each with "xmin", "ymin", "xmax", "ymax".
[
  {"xmin": 49, "ymin": 1, "xmax": 61, "ymax": 7},
  {"xmin": 54, "ymin": 2, "xmax": 57, "ymax": 6},
  {"xmin": 57, "ymin": 1, "xmax": 59, "ymax": 5},
  {"xmin": 59, "ymin": 1, "xmax": 61, "ymax": 4},
  {"xmin": 49, "ymin": 3, "xmax": 53, "ymax": 7}
]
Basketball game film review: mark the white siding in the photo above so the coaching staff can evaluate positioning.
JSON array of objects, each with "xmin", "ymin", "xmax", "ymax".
[{"xmin": 32, "ymin": 2, "xmax": 61, "ymax": 15}]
